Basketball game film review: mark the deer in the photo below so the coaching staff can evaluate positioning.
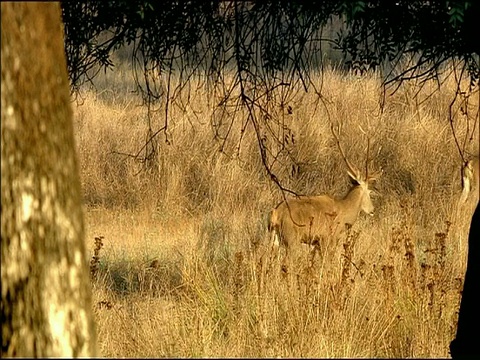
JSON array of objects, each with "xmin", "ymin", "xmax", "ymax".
[{"xmin": 267, "ymin": 125, "xmax": 382, "ymax": 271}]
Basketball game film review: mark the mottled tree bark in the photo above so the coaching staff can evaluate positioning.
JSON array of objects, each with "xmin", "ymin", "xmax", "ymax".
[{"xmin": 1, "ymin": 3, "xmax": 97, "ymax": 357}]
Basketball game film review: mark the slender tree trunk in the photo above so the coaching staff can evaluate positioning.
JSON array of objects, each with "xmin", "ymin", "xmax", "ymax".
[
  {"xmin": 450, "ymin": 203, "xmax": 480, "ymax": 359},
  {"xmin": 1, "ymin": 3, "xmax": 97, "ymax": 357}
]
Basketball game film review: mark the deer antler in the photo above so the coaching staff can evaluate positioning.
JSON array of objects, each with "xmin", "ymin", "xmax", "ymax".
[
  {"xmin": 330, "ymin": 123, "xmax": 360, "ymax": 180},
  {"xmin": 357, "ymin": 125, "xmax": 371, "ymax": 181},
  {"xmin": 365, "ymin": 136, "xmax": 370, "ymax": 180}
]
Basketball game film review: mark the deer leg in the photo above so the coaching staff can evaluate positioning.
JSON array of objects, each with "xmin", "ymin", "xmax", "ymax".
[{"xmin": 308, "ymin": 236, "xmax": 321, "ymax": 268}]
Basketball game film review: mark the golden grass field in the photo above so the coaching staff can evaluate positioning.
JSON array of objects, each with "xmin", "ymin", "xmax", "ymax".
[{"xmin": 73, "ymin": 65, "xmax": 478, "ymax": 358}]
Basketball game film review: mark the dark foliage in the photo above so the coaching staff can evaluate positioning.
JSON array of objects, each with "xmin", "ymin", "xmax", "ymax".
[
  {"xmin": 61, "ymin": 0, "xmax": 479, "ymax": 197},
  {"xmin": 62, "ymin": 1, "xmax": 479, "ymax": 93}
]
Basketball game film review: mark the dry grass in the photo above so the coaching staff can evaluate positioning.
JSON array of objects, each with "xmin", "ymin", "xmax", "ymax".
[{"xmin": 73, "ymin": 66, "xmax": 478, "ymax": 358}]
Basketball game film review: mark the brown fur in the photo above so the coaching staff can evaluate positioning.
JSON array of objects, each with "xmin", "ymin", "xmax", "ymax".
[{"xmin": 269, "ymin": 171, "xmax": 380, "ymax": 265}]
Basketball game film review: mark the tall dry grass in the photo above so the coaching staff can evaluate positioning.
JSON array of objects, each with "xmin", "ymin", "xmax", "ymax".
[{"xmin": 73, "ymin": 66, "xmax": 478, "ymax": 358}]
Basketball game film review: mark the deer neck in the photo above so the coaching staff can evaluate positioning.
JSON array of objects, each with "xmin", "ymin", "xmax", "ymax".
[{"xmin": 337, "ymin": 185, "xmax": 363, "ymax": 224}]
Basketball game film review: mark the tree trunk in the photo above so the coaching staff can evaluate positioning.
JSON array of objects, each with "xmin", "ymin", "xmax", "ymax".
[
  {"xmin": 450, "ymin": 203, "xmax": 480, "ymax": 359},
  {"xmin": 1, "ymin": 3, "xmax": 97, "ymax": 357}
]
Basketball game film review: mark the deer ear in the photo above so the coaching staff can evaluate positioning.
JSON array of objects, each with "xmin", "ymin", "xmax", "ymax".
[{"xmin": 347, "ymin": 170, "xmax": 360, "ymax": 184}]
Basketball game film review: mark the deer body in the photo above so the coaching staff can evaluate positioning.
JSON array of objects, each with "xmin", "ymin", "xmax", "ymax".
[{"xmin": 268, "ymin": 171, "xmax": 379, "ymax": 266}]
